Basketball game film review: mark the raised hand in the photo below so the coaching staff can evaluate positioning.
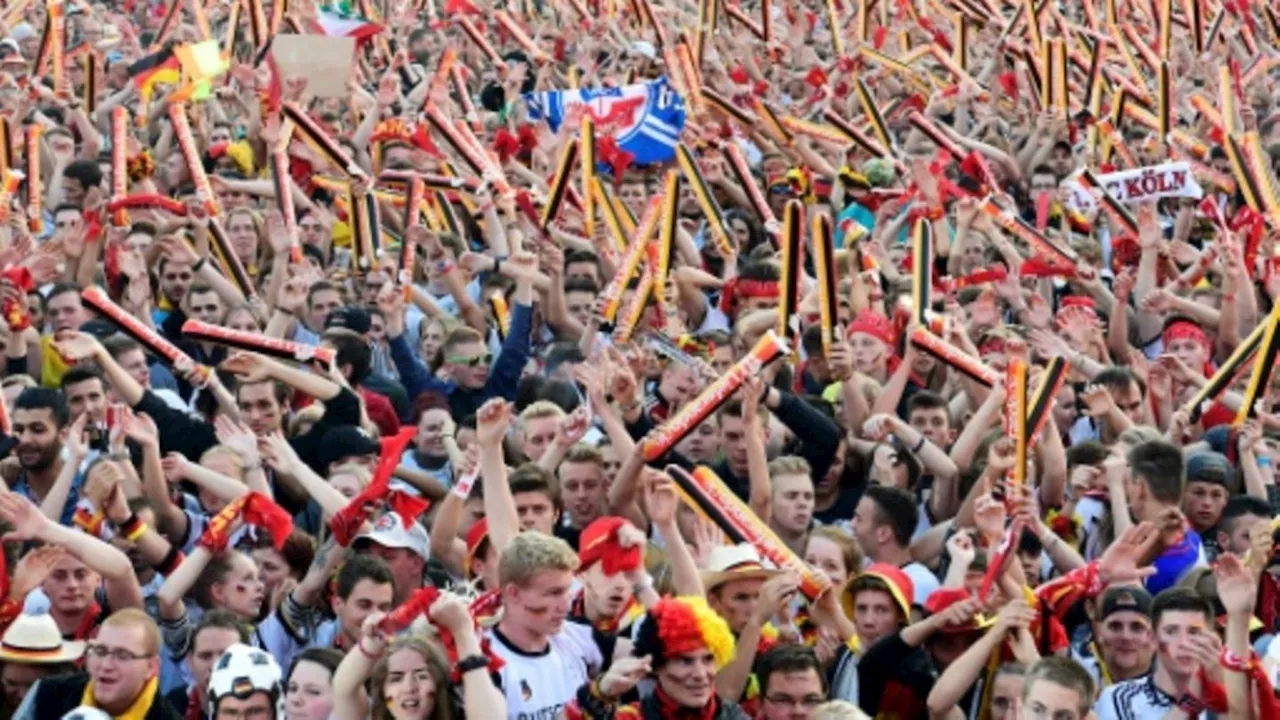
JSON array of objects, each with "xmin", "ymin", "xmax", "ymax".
[
  {"xmin": 643, "ymin": 470, "xmax": 680, "ymax": 528},
  {"xmin": 220, "ymin": 352, "xmax": 271, "ymax": 383},
  {"xmin": 8, "ymin": 545, "xmax": 64, "ymax": 602},
  {"xmin": 1214, "ymin": 552, "xmax": 1256, "ymax": 616},
  {"xmin": 0, "ymin": 492, "xmax": 50, "ymax": 542},
  {"xmin": 475, "ymin": 398, "xmax": 512, "ymax": 448},
  {"xmin": 1097, "ymin": 522, "xmax": 1160, "ymax": 585}
]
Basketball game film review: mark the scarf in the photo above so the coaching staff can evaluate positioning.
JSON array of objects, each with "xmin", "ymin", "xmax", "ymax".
[
  {"xmin": 651, "ymin": 685, "xmax": 720, "ymax": 720},
  {"xmin": 184, "ymin": 687, "xmax": 202, "ymax": 720},
  {"xmin": 82, "ymin": 675, "xmax": 159, "ymax": 720},
  {"xmin": 71, "ymin": 602, "xmax": 103, "ymax": 641}
]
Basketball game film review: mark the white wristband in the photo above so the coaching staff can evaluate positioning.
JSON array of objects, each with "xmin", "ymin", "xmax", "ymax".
[{"xmin": 451, "ymin": 470, "xmax": 478, "ymax": 499}]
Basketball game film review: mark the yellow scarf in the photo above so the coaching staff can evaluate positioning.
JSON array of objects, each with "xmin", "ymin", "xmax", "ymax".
[{"xmin": 81, "ymin": 675, "xmax": 160, "ymax": 720}]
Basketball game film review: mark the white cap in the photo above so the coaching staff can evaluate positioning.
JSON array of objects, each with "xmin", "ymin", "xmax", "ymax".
[{"xmin": 355, "ymin": 512, "xmax": 430, "ymax": 560}]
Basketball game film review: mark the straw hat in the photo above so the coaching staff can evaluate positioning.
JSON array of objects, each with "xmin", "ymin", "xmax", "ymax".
[
  {"xmin": 0, "ymin": 613, "xmax": 85, "ymax": 664},
  {"xmin": 700, "ymin": 544, "xmax": 780, "ymax": 592}
]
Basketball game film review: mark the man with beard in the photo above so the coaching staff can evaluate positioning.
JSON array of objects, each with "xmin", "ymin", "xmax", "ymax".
[
  {"xmin": 1072, "ymin": 586, "xmax": 1154, "ymax": 689},
  {"xmin": 1094, "ymin": 588, "xmax": 1217, "ymax": 720},
  {"xmin": 61, "ymin": 366, "xmax": 108, "ymax": 426},
  {"xmin": 55, "ymin": 331, "xmax": 362, "ymax": 514},
  {"xmin": 8, "ymin": 388, "xmax": 76, "ymax": 520}
]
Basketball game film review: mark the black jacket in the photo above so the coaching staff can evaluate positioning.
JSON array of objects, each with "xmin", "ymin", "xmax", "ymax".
[{"xmin": 16, "ymin": 673, "xmax": 182, "ymax": 720}]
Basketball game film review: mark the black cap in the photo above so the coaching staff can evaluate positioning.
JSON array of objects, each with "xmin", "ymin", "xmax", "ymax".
[
  {"xmin": 1098, "ymin": 586, "xmax": 1153, "ymax": 620},
  {"xmin": 1186, "ymin": 450, "xmax": 1232, "ymax": 487},
  {"xmin": 325, "ymin": 306, "xmax": 372, "ymax": 335},
  {"xmin": 316, "ymin": 425, "xmax": 380, "ymax": 470}
]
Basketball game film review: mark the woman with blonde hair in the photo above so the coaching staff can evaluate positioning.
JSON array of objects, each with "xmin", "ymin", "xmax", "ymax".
[{"xmin": 332, "ymin": 593, "xmax": 505, "ymax": 720}]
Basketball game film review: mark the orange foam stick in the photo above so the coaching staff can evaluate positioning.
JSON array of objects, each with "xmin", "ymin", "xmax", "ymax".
[
  {"xmin": 979, "ymin": 197, "xmax": 1078, "ymax": 267},
  {"xmin": 613, "ymin": 266, "xmax": 654, "ymax": 344},
  {"xmin": 83, "ymin": 287, "xmax": 207, "ymax": 376},
  {"xmin": 723, "ymin": 3, "xmax": 765, "ymax": 39},
  {"xmin": 182, "ymin": 318, "xmax": 336, "ymax": 367},
  {"xmin": 455, "ymin": 17, "xmax": 507, "ymax": 70},
  {"xmin": 0, "ymin": 169, "xmax": 23, "ymax": 224},
  {"xmin": 494, "ymin": 11, "xmax": 549, "ymax": 63},
  {"xmin": 541, "ymin": 141, "xmax": 578, "ymax": 229},
  {"xmin": 170, "ymin": 104, "xmax": 220, "ymax": 217},
  {"xmin": 721, "ymin": 141, "xmax": 776, "ymax": 230},
  {"xmin": 110, "ymin": 107, "xmax": 130, "ymax": 227},
  {"xmin": 24, "ymin": 125, "xmax": 42, "ymax": 234},
  {"xmin": 653, "ymin": 169, "xmax": 680, "ymax": 301},
  {"xmin": 580, "ymin": 114, "xmax": 596, "ymax": 241},
  {"xmin": 281, "ymin": 103, "xmax": 365, "ymax": 179}
]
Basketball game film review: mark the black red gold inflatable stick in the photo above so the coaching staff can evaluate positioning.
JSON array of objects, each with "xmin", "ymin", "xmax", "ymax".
[
  {"xmin": 812, "ymin": 212, "xmax": 837, "ymax": 359},
  {"xmin": 642, "ymin": 331, "xmax": 789, "ymax": 461},
  {"xmin": 1181, "ymin": 321, "xmax": 1266, "ymax": 422},
  {"xmin": 911, "ymin": 218, "xmax": 932, "ymax": 328},
  {"xmin": 675, "ymin": 144, "xmax": 734, "ymax": 256},
  {"xmin": 667, "ymin": 464, "xmax": 831, "ymax": 601},
  {"xmin": 208, "ymin": 218, "xmax": 258, "ymax": 300},
  {"xmin": 1234, "ymin": 306, "xmax": 1280, "ymax": 425},
  {"xmin": 777, "ymin": 200, "xmax": 803, "ymax": 339}
]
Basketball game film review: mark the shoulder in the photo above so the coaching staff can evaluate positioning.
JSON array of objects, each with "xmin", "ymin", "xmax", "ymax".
[{"xmin": 1094, "ymin": 677, "xmax": 1147, "ymax": 720}]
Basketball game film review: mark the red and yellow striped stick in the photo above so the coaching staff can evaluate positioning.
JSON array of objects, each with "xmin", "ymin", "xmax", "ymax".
[
  {"xmin": 0, "ymin": 169, "xmax": 23, "ymax": 224},
  {"xmin": 455, "ymin": 16, "xmax": 508, "ymax": 71},
  {"xmin": 84, "ymin": 287, "xmax": 208, "ymax": 378}
]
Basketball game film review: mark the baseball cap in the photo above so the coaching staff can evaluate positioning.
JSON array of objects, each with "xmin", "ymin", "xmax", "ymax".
[
  {"xmin": 1097, "ymin": 585, "xmax": 1153, "ymax": 621},
  {"xmin": 1186, "ymin": 450, "xmax": 1232, "ymax": 487},
  {"xmin": 316, "ymin": 425, "xmax": 380, "ymax": 471},
  {"xmin": 325, "ymin": 306, "xmax": 372, "ymax": 334},
  {"xmin": 355, "ymin": 511, "xmax": 429, "ymax": 560}
]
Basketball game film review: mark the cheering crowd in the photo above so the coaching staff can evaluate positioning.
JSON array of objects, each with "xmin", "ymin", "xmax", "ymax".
[{"xmin": 0, "ymin": 0, "xmax": 1275, "ymax": 718}]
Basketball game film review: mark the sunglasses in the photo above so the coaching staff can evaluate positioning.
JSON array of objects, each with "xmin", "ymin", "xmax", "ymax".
[{"xmin": 446, "ymin": 352, "xmax": 493, "ymax": 367}]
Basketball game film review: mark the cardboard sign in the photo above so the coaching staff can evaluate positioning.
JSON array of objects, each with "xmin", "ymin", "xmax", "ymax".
[{"xmin": 269, "ymin": 34, "xmax": 355, "ymax": 99}]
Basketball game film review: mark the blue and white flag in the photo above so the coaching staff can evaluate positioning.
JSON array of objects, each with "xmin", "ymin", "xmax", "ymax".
[{"xmin": 524, "ymin": 76, "xmax": 686, "ymax": 166}]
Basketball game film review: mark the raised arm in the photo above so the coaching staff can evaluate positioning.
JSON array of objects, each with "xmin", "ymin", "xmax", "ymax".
[
  {"xmin": 476, "ymin": 399, "xmax": 520, "ymax": 558},
  {"xmin": 0, "ymin": 491, "xmax": 142, "ymax": 611}
]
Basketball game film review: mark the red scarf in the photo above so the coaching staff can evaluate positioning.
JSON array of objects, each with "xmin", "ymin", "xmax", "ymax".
[
  {"xmin": 70, "ymin": 602, "xmax": 103, "ymax": 641},
  {"xmin": 652, "ymin": 685, "xmax": 720, "ymax": 720}
]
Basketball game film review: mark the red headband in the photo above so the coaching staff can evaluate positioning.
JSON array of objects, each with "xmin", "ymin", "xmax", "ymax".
[
  {"xmin": 847, "ymin": 311, "xmax": 896, "ymax": 347},
  {"xmin": 1163, "ymin": 320, "xmax": 1210, "ymax": 351}
]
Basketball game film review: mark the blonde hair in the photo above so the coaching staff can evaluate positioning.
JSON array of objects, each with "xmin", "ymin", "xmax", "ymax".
[
  {"xmin": 808, "ymin": 526, "xmax": 863, "ymax": 577},
  {"xmin": 519, "ymin": 401, "xmax": 566, "ymax": 429},
  {"xmin": 498, "ymin": 531, "xmax": 579, "ymax": 587},
  {"xmin": 201, "ymin": 445, "xmax": 245, "ymax": 478},
  {"xmin": 102, "ymin": 608, "xmax": 162, "ymax": 656},
  {"xmin": 768, "ymin": 455, "xmax": 812, "ymax": 479},
  {"xmin": 812, "ymin": 701, "xmax": 871, "ymax": 720}
]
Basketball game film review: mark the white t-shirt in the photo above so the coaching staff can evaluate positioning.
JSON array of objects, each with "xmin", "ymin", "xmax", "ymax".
[
  {"xmin": 1095, "ymin": 674, "xmax": 1207, "ymax": 720},
  {"xmin": 487, "ymin": 621, "xmax": 603, "ymax": 720},
  {"xmin": 902, "ymin": 561, "xmax": 940, "ymax": 606}
]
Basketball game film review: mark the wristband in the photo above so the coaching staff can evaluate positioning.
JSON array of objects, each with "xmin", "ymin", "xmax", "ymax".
[
  {"xmin": 192, "ymin": 256, "xmax": 207, "ymax": 272},
  {"xmin": 118, "ymin": 513, "xmax": 147, "ymax": 542},
  {"xmin": 155, "ymin": 545, "xmax": 184, "ymax": 575},
  {"xmin": 277, "ymin": 307, "xmax": 294, "ymax": 316},
  {"xmin": 492, "ymin": 257, "xmax": 501, "ymax": 275},
  {"xmin": 451, "ymin": 470, "xmax": 479, "ymax": 499},
  {"xmin": 358, "ymin": 639, "xmax": 384, "ymax": 660},
  {"xmin": 911, "ymin": 435, "xmax": 926, "ymax": 454},
  {"xmin": 455, "ymin": 654, "xmax": 490, "ymax": 675}
]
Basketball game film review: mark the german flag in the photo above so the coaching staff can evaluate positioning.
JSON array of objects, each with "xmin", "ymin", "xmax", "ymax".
[{"xmin": 127, "ymin": 44, "xmax": 180, "ymax": 94}]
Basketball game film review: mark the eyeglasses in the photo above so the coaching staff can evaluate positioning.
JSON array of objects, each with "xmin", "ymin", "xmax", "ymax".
[
  {"xmin": 446, "ymin": 352, "xmax": 492, "ymax": 367},
  {"xmin": 86, "ymin": 644, "xmax": 154, "ymax": 662},
  {"xmin": 764, "ymin": 695, "xmax": 824, "ymax": 709}
]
